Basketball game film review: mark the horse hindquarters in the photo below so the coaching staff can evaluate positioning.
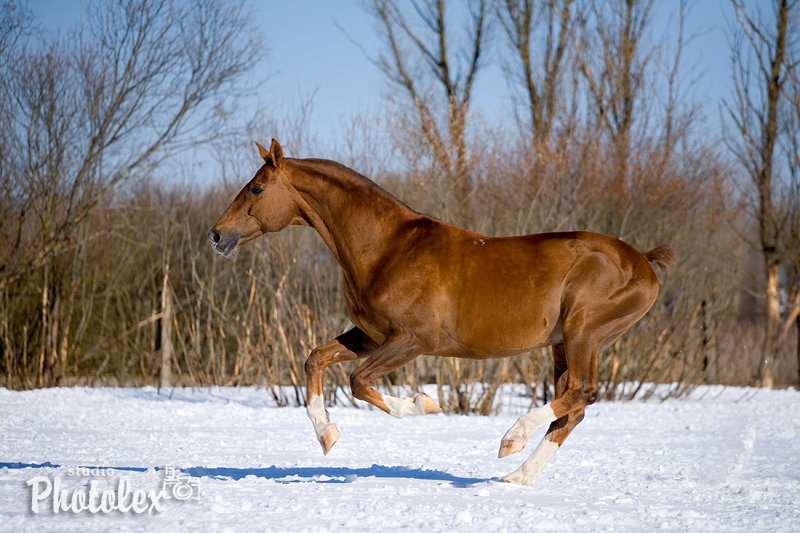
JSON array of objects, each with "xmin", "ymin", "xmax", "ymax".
[{"xmin": 499, "ymin": 251, "xmax": 661, "ymax": 485}]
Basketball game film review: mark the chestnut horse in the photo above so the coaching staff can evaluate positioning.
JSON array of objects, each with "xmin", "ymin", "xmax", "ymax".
[{"xmin": 209, "ymin": 140, "xmax": 674, "ymax": 485}]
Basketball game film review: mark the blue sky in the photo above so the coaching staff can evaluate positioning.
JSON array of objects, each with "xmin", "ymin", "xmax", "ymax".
[{"xmin": 28, "ymin": 0, "xmax": 737, "ymax": 161}]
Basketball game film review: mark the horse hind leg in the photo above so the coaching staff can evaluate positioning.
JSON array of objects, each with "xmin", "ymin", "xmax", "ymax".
[
  {"xmin": 499, "ymin": 341, "xmax": 597, "ymax": 485},
  {"xmin": 501, "ymin": 409, "xmax": 585, "ymax": 485},
  {"xmin": 349, "ymin": 332, "xmax": 442, "ymax": 418},
  {"xmin": 498, "ymin": 343, "xmax": 569, "ymax": 458},
  {"xmin": 380, "ymin": 391, "xmax": 443, "ymax": 417},
  {"xmin": 497, "ymin": 403, "xmax": 558, "ymax": 458}
]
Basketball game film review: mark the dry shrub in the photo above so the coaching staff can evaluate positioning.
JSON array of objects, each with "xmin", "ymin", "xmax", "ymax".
[{"xmin": 1, "ymin": 130, "xmax": 793, "ymax": 413}]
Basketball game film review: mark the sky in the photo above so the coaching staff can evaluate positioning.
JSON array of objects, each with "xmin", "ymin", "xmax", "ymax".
[{"xmin": 27, "ymin": 0, "xmax": 737, "ymax": 165}]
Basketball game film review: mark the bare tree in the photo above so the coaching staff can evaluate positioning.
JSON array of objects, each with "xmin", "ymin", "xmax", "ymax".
[
  {"xmin": 367, "ymin": 0, "xmax": 489, "ymax": 192},
  {"xmin": 724, "ymin": 0, "xmax": 795, "ymax": 388},
  {"xmin": 0, "ymin": 0, "xmax": 31, "ymax": 66},
  {"xmin": 497, "ymin": 0, "xmax": 574, "ymax": 148},
  {"xmin": 0, "ymin": 0, "xmax": 261, "ymax": 293},
  {"xmin": 782, "ymin": 57, "xmax": 800, "ymax": 384},
  {"xmin": 567, "ymin": 0, "xmax": 699, "ymax": 241},
  {"xmin": 573, "ymin": 0, "xmax": 655, "ymax": 174},
  {"xmin": 0, "ymin": 0, "xmax": 261, "ymax": 387},
  {"xmin": 0, "ymin": 0, "xmax": 33, "ymax": 251}
]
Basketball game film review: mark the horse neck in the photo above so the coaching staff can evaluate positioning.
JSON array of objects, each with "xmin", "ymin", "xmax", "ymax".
[{"xmin": 286, "ymin": 158, "xmax": 417, "ymax": 283}]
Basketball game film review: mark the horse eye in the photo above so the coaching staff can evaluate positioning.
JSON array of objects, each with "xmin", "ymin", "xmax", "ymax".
[{"xmin": 250, "ymin": 186, "xmax": 263, "ymax": 195}]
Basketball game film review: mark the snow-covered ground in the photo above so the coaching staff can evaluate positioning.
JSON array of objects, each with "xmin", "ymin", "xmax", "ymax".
[{"xmin": 1, "ymin": 385, "xmax": 798, "ymax": 532}]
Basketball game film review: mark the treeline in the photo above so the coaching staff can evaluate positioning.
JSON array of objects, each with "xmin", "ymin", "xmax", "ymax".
[
  {"xmin": 0, "ymin": 136, "xmax": 758, "ymax": 400},
  {"xmin": 1, "ymin": 0, "xmax": 799, "ymax": 410}
]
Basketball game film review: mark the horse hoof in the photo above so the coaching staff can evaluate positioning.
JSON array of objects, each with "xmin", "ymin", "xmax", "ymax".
[
  {"xmin": 318, "ymin": 424, "xmax": 339, "ymax": 455},
  {"xmin": 498, "ymin": 439, "xmax": 525, "ymax": 458},
  {"xmin": 415, "ymin": 393, "xmax": 442, "ymax": 415},
  {"xmin": 500, "ymin": 470, "xmax": 527, "ymax": 485}
]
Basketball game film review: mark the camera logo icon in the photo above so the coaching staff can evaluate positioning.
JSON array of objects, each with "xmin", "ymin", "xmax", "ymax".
[{"xmin": 162, "ymin": 465, "xmax": 200, "ymax": 501}]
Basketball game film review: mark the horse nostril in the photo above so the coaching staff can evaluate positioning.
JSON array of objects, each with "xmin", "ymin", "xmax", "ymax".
[{"xmin": 209, "ymin": 229, "xmax": 221, "ymax": 244}]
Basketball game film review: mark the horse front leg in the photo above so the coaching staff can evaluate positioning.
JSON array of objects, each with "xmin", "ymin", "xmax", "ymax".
[
  {"xmin": 304, "ymin": 328, "xmax": 375, "ymax": 454},
  {"xmin": 349, "ymin": 332, "xmax": 442, "ymax": 418}
]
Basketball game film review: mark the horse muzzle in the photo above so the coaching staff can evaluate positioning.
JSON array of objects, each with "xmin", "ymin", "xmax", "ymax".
[{"xmin": 208, "ymin": 228, "xmax": 239, "ymax": 258}]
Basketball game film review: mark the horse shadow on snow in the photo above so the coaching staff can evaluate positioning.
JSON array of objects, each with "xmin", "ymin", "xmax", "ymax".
[{"xmin": 1, "ymin": 461, "xmax": 490, "ymax": 488}]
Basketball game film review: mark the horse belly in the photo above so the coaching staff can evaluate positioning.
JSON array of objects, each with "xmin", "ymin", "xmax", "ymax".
[{"xmin": 439, "ymin": 291, "xmax": 562, "ymax": 358}]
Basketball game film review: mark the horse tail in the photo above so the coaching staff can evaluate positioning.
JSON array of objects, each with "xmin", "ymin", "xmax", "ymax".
[{"xmin": 644, "ymin": 244, "xmax": 675, "ymax": 273}]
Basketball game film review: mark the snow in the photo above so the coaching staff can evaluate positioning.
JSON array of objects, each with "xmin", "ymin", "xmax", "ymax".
[{"xmin": 1, "ymin": 385, "xmax": 799, "ymax": 531}]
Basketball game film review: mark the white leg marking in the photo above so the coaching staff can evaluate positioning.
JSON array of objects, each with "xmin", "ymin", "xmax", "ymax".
[
  {"xmin": 381, "ymin": 393, "xmax": 440, "ymax": 418},
  {"xmin": 502, "ymin": 404, "xmax": 556, "ymax": 444},
  {"xmin": 382, "ymin": 394, "xmax": 420, "ymax": 418},
  {"xmin": 306, "ymin": 395, "xmax": 334, "ymax": 438},
  {"xmin": 502, "ymin": 438, "xmax": 559, "ymax": 486}
]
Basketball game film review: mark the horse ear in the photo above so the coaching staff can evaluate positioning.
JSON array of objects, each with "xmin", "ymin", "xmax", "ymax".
[
  {"xmin": 255, "ymin": 141, "xmax": 270, "ymax": 160},
  {"xmin": 268, "ymin": 138, "xmax": 284, "ymax": 167}
]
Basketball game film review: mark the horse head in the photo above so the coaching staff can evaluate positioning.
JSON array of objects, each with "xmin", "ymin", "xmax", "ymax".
[{"xmin": 208, "ymin": 139, "xmax": 302, "ymax": 257}]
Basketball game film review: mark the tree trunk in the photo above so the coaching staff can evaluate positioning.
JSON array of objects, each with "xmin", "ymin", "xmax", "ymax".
[
  {"xmin": 793, "ymin": 306, "xmax": 800, "ymax": 386},
  {"xmin": 796, "ymin": 312, "xmax": 800, "ymax": 386},
  {"xmin": 159, "ymin": 266, "xmax": 173, "ymax": 390},
  {"xmin": 759, "ymin": 262, "xmax": 779, "ymax": 389},
  {"xmin": 37, "ymin": 267, "xmax": 49, "ymax": 388}
]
